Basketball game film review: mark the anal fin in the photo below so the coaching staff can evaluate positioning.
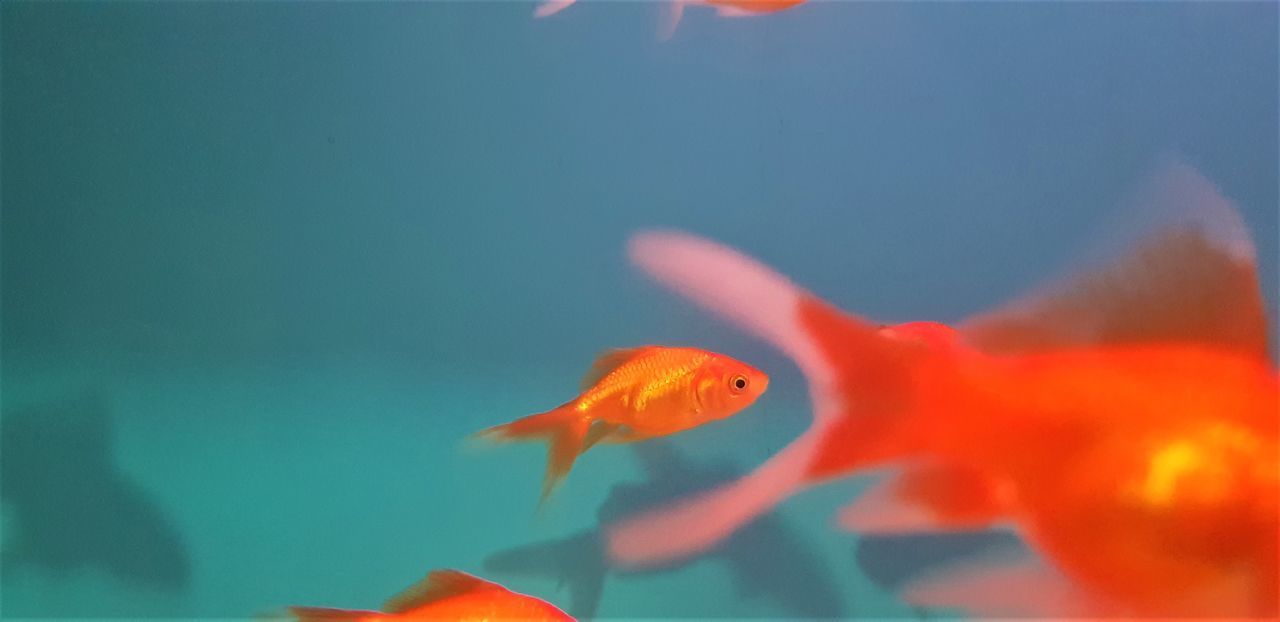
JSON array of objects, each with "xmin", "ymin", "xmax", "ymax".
[
  {"xmin": 900, "ymin": 548, "xmax": 1119, "ymax": 618},
  {"xmin": 838, "ymin": 462, "xmax": 1010, "ymax": 534}
]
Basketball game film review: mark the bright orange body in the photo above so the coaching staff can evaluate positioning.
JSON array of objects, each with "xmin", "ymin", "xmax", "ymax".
[
  {"xmin": 479, "ymin": 346, "xmax": 768, "ymax": 502},
  {"xmin": 946, "ymin": 346, "xmax": 1279, "ymax": 617},
  {"xmin": 288, "ymin": 570, "xmax": 573, "ymax": 622},
  {"xmin": 707, "ymin": 0, "xmax": 806, "ymax": 14},
  {"xmin": 573, "ymin": 346, "xmax": 769, "ymax": 437},
  {"xmin": 801, "ymin": 294, "xmax": 1280, "ymax": 615},
  {"xmin": 606, "ymin": 161, "xmax": 1278, "ymax": 617}
]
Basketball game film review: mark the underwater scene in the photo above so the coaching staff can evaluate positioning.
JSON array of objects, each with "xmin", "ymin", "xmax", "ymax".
[{"xmin": 2, "ymin": 1, "xmax": 1278, "ymax": 620}]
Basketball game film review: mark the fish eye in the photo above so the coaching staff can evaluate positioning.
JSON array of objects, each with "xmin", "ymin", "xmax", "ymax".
[{"xmin": 729, "ymin": 374, "xmax": 748, "ymax": 393}]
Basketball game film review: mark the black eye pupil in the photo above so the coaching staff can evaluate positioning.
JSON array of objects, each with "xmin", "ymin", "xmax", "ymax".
[{"xmin": 734, "ymin": 378, "xmax": 746, "ymax": 390}]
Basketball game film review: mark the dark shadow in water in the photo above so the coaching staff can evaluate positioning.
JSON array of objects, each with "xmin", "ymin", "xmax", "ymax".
[
  {"xmin": 1, "ymin": 391, "xmax": 191, "ymax": 592},
  {"xmin": 853, "ymin": 530, "xmax": 1024, "ymax": 619},
  {"xmin": 484, "ymin": 440, "xmax": 843, "ymax": 619}
]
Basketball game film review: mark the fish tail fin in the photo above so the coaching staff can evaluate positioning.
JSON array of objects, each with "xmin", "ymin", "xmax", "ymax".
[
  {"xmin": 533, "ymin": 0, "xmax": 577, "ymax": 18},
  {"xmin": 607, "ymin": 231, "xmax": 879, "ymax": 568},
  {"xmin": 476, "ymin": 403, "xmax": 591, "ymax": 504},
  {"xmin": 285, "ymin": 606, "xmax": 384, "ymax": 621},
  {"xmin": 793, "ymin": 299, "xmax": 938, "ymax": 481},
  {"xmin": 658, "ymin": 0, "xmax": 688, "ymax": 40}
]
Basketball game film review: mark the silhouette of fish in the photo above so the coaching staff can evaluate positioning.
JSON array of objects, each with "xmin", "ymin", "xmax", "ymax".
[
  {"xmin": 1, "ymin": 391, "xmax": 191, "ymax": 592},
  {"xmin": 483, "ymin": 440, "xmax": 842, "ymax": 618}
]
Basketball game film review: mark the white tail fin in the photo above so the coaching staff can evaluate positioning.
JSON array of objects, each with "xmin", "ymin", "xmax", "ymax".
[
  {"xmin": 604, "ymin": 231, "xmax": 843, "ymax": 568},
  {"xmin": 533, "ymin": 0, "xmax": 577, "ymax": 18},
  {"xmin": 900, "ymin": 547, "xmax": 1116, "ymax": 618},
  {"xmin": 658, "ymin": 0, "xmax": 688, "ymax": 40}
]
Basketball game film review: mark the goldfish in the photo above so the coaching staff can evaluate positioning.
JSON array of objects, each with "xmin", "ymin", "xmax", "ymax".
[
  {"xmin": 476, "ymin": 345, "xmax": 768, "ymax": 503},
  {"xmin": 604, "ymin": 160, "xmax": 1278, "ymax": 617},
  {"xmin": 532, "ymin": 0, "xmax": 807, "ymax": 41},
  {"xmin": 285, "ymin": 569, "xmax": 573, "ymax": 621}
]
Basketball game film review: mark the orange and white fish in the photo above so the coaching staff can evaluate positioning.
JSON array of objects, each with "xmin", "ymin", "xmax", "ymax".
[
  {"xmin": 533, "ymin": 0, "xmax": 807, "ymax": 40},
  {"xmin": 605, "ymin": 161, "xmax": 1278, "ymax": 617},
  {"xmin": 477, "ymin": 346, "xmax": 768, "ymax": 503},
  {"xmin": 286, "ymin": 569, "xmax": 574, "ymax": 621}
]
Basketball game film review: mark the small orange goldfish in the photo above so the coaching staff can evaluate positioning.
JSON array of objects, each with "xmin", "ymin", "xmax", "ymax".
[
  {"xmin": 607, "ymin": 161, "xmax": 1278, "ymax": 617},
  {"xmin": 477, "ymin": 346, "xmax": 768, "ymax": 503},
  {"xmin": 286, "ymin": 569, "xmax": 573, "ymax": 621},
  {"xmin": 533, "ymin": 0, "xmax": 807, "ymax": 40}
]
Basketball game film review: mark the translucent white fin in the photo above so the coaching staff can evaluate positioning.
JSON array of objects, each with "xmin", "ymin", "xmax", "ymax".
[
  {"xmin": 959, "ymin": 157, "xmax": 1267, "ymax": 359},
  {"xmin": 605, "ymin": 231, "xmax": 843, "ymax": 568},
  {"xmin": 837, "ymin": 463, "xmax": 1008, "ymax": 534},
  {"xmin": 533, "ymin": 0, "xmax": 577, "ymax": 18},
  {"xmin": 658, "ymin": 0, "xmax": 687, "ymax": 41},
  {"xmin": 625, "ymin": 232, "xmax": 836, "ymax": 391},
  {"xmin": 716, "ymin": 6, "xmax": 756, "ymax": 17},
  {"xmin": 837, "ymin": 470, "xmax": 943, "ymax": 534},
  {"xmin": 900, "ymin": 547, "xmax": 1116, "ymax": 618},
  {"xmin": 606, "ymin": 422, "xmax": 833, "ymax": 568}
]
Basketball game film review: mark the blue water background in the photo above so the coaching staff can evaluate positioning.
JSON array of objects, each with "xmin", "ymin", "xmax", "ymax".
[{"xmin": 2, "ymin": 2, "xmax": 1277, "ymax": 619}]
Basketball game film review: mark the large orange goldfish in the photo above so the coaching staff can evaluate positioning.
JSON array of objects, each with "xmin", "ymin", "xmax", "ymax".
[
  {"xmin": 605, "ymin": 161, "xmax": 1278, "ymax": 617},
  {"xmin": 533, "ymin": 0, "xmax": 807, "ymax": 40},
  {"xmin": 286, "ymin": 569, "xmax": 574, "ymax": 621},
  {"xmin": 477, "ymin": 346, "xmax": 768, "ymax": 503}
]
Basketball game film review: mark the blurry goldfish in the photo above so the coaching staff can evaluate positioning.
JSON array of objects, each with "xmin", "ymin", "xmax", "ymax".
[
  {"xmin": 476, "ymin": 345, "xmax": 768, "ymax": 503},
  {"xmin": 286, "ymin": 569, "xmax": 573, "ymax": 621},
  {"xmin": 533, "ymin": 0, "xmax": 807, "ymax": 41},
  {"xmin": 606, "ymin": 161, "xmax": 1278, "ymax": 617}
]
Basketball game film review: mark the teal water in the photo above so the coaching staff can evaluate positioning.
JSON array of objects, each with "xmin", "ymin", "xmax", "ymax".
[{"xmin": 2, "ymin": 2, "xmax": 1277, "ymax": 620}]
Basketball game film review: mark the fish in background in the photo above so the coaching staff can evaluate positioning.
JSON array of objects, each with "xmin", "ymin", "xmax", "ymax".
[
  {"xmin": 474, "ymin": 346, "xmax": 767, "ymax": 505},
  {"xmin": 603, "ymin": 159, "xmax": 1278, "ymax": 617},
  {"xmin": 283, "ymin": 569, "xmax": 574, "ymax": 621},
  {"xmin": 482, "ymin": 440, "xmax": 842, "ymax": 619},
  {"xmin": 532, "ymin": 0, "xmax": 807, "ymax": 41},
  {"xmin": 0, "ymin": 391, "xmax": 191, "ymax": 594}
]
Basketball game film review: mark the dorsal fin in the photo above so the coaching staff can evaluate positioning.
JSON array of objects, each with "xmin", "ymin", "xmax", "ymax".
[
  {"xmin": 960, "ymin": 160, "xmax": 1268, "ymax": 360},
  {"xmin": 382, "ymin": 569, "xmax": 505, "ymax": 613},
  {"xmin": 579, "ymin": 347, "xmax": 651, "ymax": 391},
  {"xmin": 960, "ymin": 226, "xmax": 1267, "ymax": 358}
]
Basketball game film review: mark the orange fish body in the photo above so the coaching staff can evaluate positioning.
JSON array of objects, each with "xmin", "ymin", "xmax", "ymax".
[
  {"xmin": 288, "ymin": 569, "xmax": 573, "ymax": 621},
  {"xmin": 478, "ymin": 346, "xmax": 768, "ymax": 502},
  {"xmin": 929, "ymin": 345, "xmax": 1277, "ymax": 616},
  {"xmin": 800, "ymin": 295, "xmax": 1280, "ymax": 615},
  {"xmin": 706, "ymin": 0, "xmax": 806, "ymax": 15},
  {"xmin": 608, "ymin": 161, "xmax": 1277, "ymax": 616}
]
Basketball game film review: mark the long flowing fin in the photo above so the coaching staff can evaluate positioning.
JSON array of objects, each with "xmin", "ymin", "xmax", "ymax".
[
  {"xmin": 475, "ymin": 404, "xmax": 591, "ymax": 505},
  {"xmin": 960, "ymin": 158, "xmax": 1268, "ymax": 359},
  {"xmin": 837, "ymin": 462, "xmax": 1009, "ymax": 534},
  {"xmin": 533, "ymin": 0, "xmax": 577, "ymax": 18},
  {"xmin": 606, "ymin": 231, "xmax": 848, "ymax": 568},
  {"xmin": 899, "ymin": 547, "xmax": 1120, "ymax": 618},
  {"xmin": 658, "ymin": 0, "xmax": 689, "ymax": 41}
]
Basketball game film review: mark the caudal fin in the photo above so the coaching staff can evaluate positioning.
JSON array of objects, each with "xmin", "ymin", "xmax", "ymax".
[
  {"xmin": 605, "ymin": 231, "xmax": 856, "ymax": 569},
  {"xmin": 533, "ymin": 0, "xmax": 577, "ymax": 18},
  {"xmin": 476, "ymin": 404, "xmax": 591, "ymax": 505},
  {"xmin": 658, "ymin": 0, "xmax": 688, "ymax": 40}
]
